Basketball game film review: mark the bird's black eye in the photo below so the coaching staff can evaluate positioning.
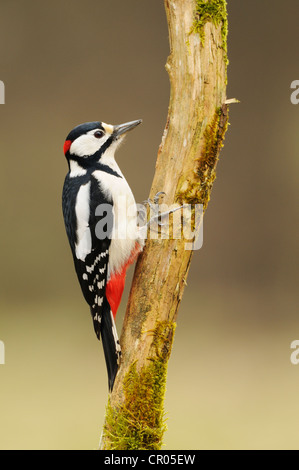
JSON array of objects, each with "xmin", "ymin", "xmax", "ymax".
[{"xmin": 94, "ymin": 130, "xmax": 104, "ymax": 138}]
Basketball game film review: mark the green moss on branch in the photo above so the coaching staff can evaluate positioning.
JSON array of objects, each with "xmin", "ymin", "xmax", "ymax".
[
  {"xmin": 191, "ymin": 0, "xmax": 228, "ymax": 66},
  {"xmin": 102, "ymin": 321, "xmax": 176, "ymax": 450},
  {"xmin": 177, "ymin": 104, "xmax": 229, "ymax": 209}
]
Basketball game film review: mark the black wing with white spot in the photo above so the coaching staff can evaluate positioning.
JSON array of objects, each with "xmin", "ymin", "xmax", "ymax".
[
  {"xmin": 75, "ymin": 245, "xmax": 110, "ymax": 337},
  {"xmin": 62, "ymin": 172, "xmax": 120, "ymax": 390},
  {"xmin": 63, "ymin": 173, "xmax": 110, "ymax": 322}
]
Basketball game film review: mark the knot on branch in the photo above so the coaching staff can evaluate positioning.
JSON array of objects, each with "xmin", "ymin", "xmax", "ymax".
[{"xmin": 151, "ymin": 320, "xmax": 177, "ymax": 362}]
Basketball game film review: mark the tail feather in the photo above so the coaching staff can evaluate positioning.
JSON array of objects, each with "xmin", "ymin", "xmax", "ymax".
[{"xmin": 92, "ymin": 298, "xmax": 121, "ymax": 391}]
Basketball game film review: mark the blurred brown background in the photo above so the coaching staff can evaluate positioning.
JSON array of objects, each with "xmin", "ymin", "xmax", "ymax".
[{"xmin": 0, "ymin": 0, "xmax": 299, "ymax": 450}]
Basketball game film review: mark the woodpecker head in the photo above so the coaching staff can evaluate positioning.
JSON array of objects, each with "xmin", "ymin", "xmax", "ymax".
[{"xmin": 63, "ymin": 119, "xmax": 142, "ymax": 170}]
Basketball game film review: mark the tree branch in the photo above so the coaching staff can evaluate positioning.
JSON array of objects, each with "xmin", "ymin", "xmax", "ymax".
[{"xmin": 100, "ymin": 0, "xmax": 229, "ymax": 450}]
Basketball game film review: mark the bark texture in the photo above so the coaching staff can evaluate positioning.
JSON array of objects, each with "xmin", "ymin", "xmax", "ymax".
[{"xmin": 100, "ymin": 0, "xmax": 228, "ymax": 450}]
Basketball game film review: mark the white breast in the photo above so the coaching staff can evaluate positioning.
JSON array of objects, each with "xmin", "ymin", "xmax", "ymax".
[{"xmin": 92, "ymin": 164, "xmax": 138, "ymax": 277}]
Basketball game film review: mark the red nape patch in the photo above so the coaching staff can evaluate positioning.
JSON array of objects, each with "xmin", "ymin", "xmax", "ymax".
[
  {"xmin": 63, "ymin": 139, "xmax": 72, "ymax": 155},
  {"xmin": 106, "ymin": 270, "xmax": 126, "ymax": 318}
]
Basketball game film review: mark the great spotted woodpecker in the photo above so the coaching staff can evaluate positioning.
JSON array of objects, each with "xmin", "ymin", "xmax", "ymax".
[{"xmin": 62, "ymin": 119, "xmax": 143, "ymax": 391}]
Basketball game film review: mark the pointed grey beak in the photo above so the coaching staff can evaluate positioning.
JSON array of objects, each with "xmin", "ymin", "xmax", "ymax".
[{"xmin": 113, "ymin": 119, "xmax": 142, "ymax": 138}]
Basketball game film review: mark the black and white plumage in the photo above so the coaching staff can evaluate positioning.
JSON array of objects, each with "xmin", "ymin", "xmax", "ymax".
[{"xmin": 62, "ymin": 120, "xmax": 143, "ymax": 391}]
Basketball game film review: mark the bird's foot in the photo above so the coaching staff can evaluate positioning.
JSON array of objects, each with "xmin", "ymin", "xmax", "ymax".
[
  {"xmin": 143, "ymin": 191, "xmax": 167, "ymax": 226},
  {"xmin": 137, "ymin": 192, "xmax": 186, "ymax": 242}
]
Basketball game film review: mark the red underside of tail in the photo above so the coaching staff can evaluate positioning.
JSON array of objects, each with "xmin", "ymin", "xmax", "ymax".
[
  {"xmin": 106, "ymin": 242, "xmax": 141, "ymax": 318},
  {"xmin": 106, "ymin": 270, "xmax": 126, "ymax": 318}
]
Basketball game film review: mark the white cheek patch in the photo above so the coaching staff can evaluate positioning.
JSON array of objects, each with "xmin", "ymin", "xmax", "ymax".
[
  {"xmin": 99, "ymin": 140, "xmax": 122, "ymax": 169},
  {"xmin": 70, "ymin": 130, "xmax": 111, "ymax": 157}
]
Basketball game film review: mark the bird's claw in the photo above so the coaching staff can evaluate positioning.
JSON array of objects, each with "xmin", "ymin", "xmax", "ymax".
[
  {"xmin": 141, "ymin": 191, "xmax": 186, "ymax": 232},
  {"xmin": 143, "ymin": 191, "xmax": 166, "ymax": 215},
  {"xmin": 153, "ymin": 191, "xmax": 166, "ymax": 205}
]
